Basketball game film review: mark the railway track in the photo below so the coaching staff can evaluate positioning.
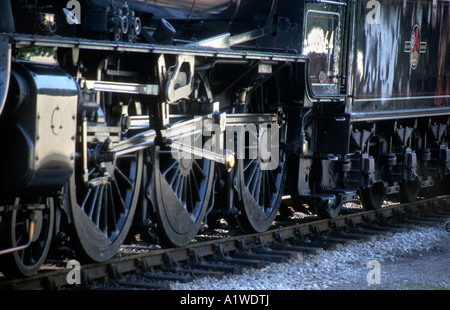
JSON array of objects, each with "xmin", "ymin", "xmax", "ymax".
[{"xmin": 1, "ymin": 195, "xmax": 449, "ymax": 290}]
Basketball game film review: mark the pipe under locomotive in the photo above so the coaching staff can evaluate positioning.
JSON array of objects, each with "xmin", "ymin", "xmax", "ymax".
[{"xmin": 0, "ymin": 0, "xmax": 449, "ymax": 278}]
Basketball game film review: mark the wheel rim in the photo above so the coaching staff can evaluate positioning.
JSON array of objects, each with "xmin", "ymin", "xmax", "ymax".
[
  {"xmin": 0, "ymin": 198, "xmax": 54, "ymax": 278},
  {"xmin": 69, "ymin": 150, "xmax": 142, "ymax": 262},
  {"xmin": 236, "ymin": 123, "xmax": 286, "ymax": 233},
  {"xmin": 149, "ymin": 143, "xmax": 214, "ymax": 247},
  {"xmin": 360, "ymin": 182, "xmax": 386, "ymax": 210}
]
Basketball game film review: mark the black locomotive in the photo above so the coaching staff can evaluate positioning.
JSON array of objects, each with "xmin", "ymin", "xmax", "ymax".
[{"xmin": 0, "ymin": 0, "xmax": 449, "ymax": 278}]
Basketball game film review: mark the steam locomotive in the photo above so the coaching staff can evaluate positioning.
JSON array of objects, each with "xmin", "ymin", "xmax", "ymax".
[{"xmin": 0, "ymin": 0, "xmax": 449, "ymax": 278}]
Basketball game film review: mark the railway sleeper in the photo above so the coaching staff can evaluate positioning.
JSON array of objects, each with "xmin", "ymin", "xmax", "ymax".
[
  {"xmin": 350, "ymin": 227, "xmax": 392, "ymax": 237},
  {"xmin": 291, "ymin": 230, "xmax": 343, "ymax": 251},
  {"xmin": 252, "ymin": 246, "xmax": 304, "ymax": 261},
  {"xmin": 162, "ymin": 266, "xmax": 224, "ymax": 279},
  {"xmin": 108, "ymin": 263, "xmax": 172, "ymax": 288},
  {"xmin": 373, "ymin": 221, "xmax": 413, "ymax": 232},
  {"xmin": 250, "ymin": 236, "xmax": 305, "ymax": 260},
  {"xmin": 269, "ymin": 242, "xmax": 324, "ymax": 255},
  {"xmin": 359, "ymin": 223, "xmax": 403, "ymax": 233},
  {"xmin": 111, "ymin": 280, "xmax": 169, "ymax": 290},
  {"xmin": 331, "ymin": 230, "xmax": 378, "ymax": 242},
  {"xmin": 435, "ymin": 210, "xmax": 450, "ymax": 217},
  {"xmin": 374, "ymin": 212, "xmax": 417, "ymax": 230},
  {"xmin": 189, "ymin": 261, "xmax": 244, "ymax": 274},
  {"xmin": 207, "ymin": 245, "xmax": 269, "ymax": 269},
  {"xmin": 360, "ymin": 216, "xmax": 409, "ymax": 233},
  {"xmin": 187, "ymin": 249, "xmax": 244, "ymax": 274},
  {"xmin": 142, "ymin": 272, "xmax": 194, "ymax": 284},
  {"xmin": 231, "ymin": 251, "xmax": 288, "ymax": 264},
  {"xmin": 413, "ymin": 206, "xmax": 450, "ymax": 220},
  {"xmin": 309, "ymin": 225, "xmax": 358, "ymax": 246},
  {"xmin": 311, "ymin": 234, "xmax": 358, "ymax": 246},
  {"xmin": 272, "ymin": 232, "xmax": 325, "ymax": 254},
  {"xmin": 330, "ymin": 221, "xmax": 379, "ymax": 241},
  {"xmin": 207, "ymin": 256, "xmax": 268, "ymax": 269},
  {"xmin": 416, "ymin": 213, "xmax": 450, "ymax": 222},
  {"xmin": 288, "ymin": 238, "xmax": 343, "ymax": 251},
  {"xmin": 400, "ymin": 215, "xmax": 448, "ymax": 226},
  {"xmin": 348, "ymin": 218, "xmax": 395, "ymax": 236}
]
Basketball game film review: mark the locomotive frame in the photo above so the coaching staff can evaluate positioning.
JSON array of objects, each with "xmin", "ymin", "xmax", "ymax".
[{"xmin": 0, "ymin": 0, "xmax": 449, "ymax": 278}]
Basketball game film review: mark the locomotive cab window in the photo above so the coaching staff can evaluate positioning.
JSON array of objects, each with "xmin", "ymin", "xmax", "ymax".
[{"xmin": 303, "ymin": 9, "xmax": 343, "ymax": 97}]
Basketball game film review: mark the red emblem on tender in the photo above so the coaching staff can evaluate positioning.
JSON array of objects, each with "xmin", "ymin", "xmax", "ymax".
[{"xmin": 404, "ymin": 25, "xmax": 427, "ymax": 70}]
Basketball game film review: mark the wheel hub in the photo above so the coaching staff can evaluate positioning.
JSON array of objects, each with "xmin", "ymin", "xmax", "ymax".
[{"xmin": 179, "ymin": 156, "xmax": 193, "ymax": 175}]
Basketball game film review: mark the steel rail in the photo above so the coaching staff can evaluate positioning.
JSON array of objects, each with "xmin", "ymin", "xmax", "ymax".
[{"xmin": 1, "ymin": 195, "xmax": 449, "ymax": 290}]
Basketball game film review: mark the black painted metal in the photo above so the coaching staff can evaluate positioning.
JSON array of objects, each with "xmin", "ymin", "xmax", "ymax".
[{"xmin": 348, "ymin": 0, "xmax": 450, "ymax": 118}]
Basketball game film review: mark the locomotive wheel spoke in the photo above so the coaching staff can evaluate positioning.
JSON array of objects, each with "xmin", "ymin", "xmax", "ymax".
[
  {"xmin": 68, "ymin": 150, "xmax": 142, "ymax": 263},
  {"xmin": 236, "ymin": 124, "xmax": 286, "ymax": 233},
  {"xmin": 149, "ymin": 142, "xmax": 214, "ymax": 247},
  {"xmin": 0, "ymin": 198, "xmax": 54, "ymax": 278}
]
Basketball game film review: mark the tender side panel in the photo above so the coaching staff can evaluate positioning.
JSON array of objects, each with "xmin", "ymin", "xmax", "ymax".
[{"xmin": 349, "ymin": 0, "xmax": 450, "ymax": 119}]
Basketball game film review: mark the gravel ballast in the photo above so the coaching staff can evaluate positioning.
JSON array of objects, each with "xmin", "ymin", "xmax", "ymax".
[{"xmin": 170, "ymin": 224, "xmax": 450, "ymax": 290}]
